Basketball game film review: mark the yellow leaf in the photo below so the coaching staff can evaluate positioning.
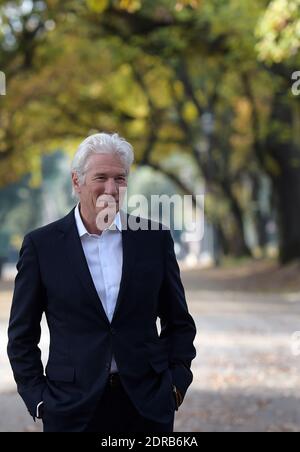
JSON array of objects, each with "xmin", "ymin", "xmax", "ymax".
[
  {"xmin": 86, "ymin": 0, "xmax": 109, "ymax": 13},
  {"xmin": 183, "ymin": 101, "xmax": 198, "ymax": 123},
  {"xmin": 119, "ymin": 0, "xmax": 141, "ymax": 13}
]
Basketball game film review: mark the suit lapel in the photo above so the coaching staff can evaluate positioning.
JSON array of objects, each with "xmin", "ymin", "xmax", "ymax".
[
  {"xmin": 58, "ymin": 208, "xmax": 109, "ymax": 324},
  {"xmin": 112, "ymin": 213, "xmax": 137, "ymax": 323}
]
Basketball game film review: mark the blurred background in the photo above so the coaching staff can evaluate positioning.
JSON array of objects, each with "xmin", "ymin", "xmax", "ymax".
[{"xmin": 1, "ymin": 0, "xmax": 300, "ymax": 432}]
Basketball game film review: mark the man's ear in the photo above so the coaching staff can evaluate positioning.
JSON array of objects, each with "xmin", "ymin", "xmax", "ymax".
[{"xmin": 72, "ymin": 172, "xmax": 81, "ymax": 195}]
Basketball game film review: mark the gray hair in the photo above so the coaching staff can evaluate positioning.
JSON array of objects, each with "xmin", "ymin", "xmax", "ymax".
[{"xmin": 71, "ymin": 132, "xmax": 135, "ymax": 199}]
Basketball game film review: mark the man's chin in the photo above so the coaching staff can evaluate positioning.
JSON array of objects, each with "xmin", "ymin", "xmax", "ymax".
[{"xmin": 95, "ymin": 204, "xmax": 119, "ymax": 214}]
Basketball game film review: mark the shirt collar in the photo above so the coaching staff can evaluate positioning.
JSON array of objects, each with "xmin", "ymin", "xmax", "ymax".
[{"xmin": 74, "ymin": 203, "xmax": 122, "ymax": 237}]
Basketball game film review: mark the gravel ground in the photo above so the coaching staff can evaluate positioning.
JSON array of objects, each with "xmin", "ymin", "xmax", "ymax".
[{"xmin": 1, "ymin": 266, "xmax": 300, "ymax": 432}]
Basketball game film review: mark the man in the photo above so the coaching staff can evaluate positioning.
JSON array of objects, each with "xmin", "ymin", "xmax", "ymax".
[{"xmin": 7, "ymin": 132, "xmax": 197, "ymax": 432}]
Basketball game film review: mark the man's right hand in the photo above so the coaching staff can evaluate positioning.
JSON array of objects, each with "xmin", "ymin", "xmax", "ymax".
[{"xmin": 172, "ymin": 385, "xmax": 183, "ymax": 410}]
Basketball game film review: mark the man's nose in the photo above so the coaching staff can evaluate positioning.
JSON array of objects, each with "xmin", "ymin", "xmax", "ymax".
[{"xmin": 104, "ymin": 178, "xmax": 118, "ymax": 195}]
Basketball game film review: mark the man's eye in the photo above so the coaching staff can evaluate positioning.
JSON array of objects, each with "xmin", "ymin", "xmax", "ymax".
[{"xmin": 95, "ymin": 176, "xmax": 125, "ymax": 182}]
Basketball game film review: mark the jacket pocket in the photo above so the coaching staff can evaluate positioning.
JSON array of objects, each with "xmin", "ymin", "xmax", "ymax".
[{"xmin": 46, "ymin": 365, "xmax": 75, "ymax": 383}]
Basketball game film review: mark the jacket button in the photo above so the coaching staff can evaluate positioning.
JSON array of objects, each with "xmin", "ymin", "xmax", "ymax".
[{"xmin": 110, "ymin": 328, "xmax": 116, "ymax": 335}]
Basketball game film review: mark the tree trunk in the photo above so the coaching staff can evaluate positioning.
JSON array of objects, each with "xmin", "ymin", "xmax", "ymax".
[
  {"xmin": 215, "ymin": 223, "xmax": 230, "ymax": 257},
  {"xmin": 220, "ymin": 181, "xmax": 252, "ymax": 257},
  {"xmin": 274, "ymin": 166, "xmax": 300, "ymax": 263},
  {"xmin": 252, "ymin": 175, "xmax": 269, "ymax": 251},
  {"xmin": 267, "ymin": 91, "xmax": 300, "ymax": 264}
]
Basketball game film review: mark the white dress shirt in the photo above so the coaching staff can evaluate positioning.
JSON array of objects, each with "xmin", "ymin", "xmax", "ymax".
[{"xmin": 74, "ymin": 203, "xmax": 123, "ymax": 374}]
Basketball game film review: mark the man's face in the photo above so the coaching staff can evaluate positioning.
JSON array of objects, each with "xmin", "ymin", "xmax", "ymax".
[{"xmin": 72, "ymin": 153, "xmax": 128, "ymax": 220}]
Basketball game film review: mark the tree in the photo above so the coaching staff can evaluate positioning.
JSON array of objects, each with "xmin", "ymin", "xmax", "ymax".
[{"xmin": 0, "ymin": 0, "xmax": 299, "ymax": 262}]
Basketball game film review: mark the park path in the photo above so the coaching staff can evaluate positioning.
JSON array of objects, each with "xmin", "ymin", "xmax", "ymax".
[{"xmin": 1, "ymin": 265, "xmax": 300, "ymax": 432}]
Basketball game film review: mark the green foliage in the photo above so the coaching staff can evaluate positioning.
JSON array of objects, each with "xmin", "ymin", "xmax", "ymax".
[
  {"xmin": 86, "ymin": 0, "xmax": 110, "ymax": 13},
  {"xmin": 0, "ymin": 0, "xmax": 299, "ymax": 259},
  {"xmin": 256, "ymin": 0, "xmax": 300, "ymax": 63}
]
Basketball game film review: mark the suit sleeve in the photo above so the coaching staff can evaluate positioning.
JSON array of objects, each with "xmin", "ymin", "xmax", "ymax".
[
  {"xmin": 158, "ymin": 229, "xmax": 197, "ymax": 402},
  {"xmin": 7, "ymin": 234, "xmax": 47, "ymax": 418}
]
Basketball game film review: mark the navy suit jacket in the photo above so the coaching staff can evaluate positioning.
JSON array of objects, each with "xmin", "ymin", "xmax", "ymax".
[{"xmin": 7, "ymin": 207, "xmax": 196, "ymax": 428}]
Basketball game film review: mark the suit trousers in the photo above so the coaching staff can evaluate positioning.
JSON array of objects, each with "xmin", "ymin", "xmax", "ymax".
[{"xmin": 84, "ymin": 373, "xmax": 175, "ymax": 433}]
